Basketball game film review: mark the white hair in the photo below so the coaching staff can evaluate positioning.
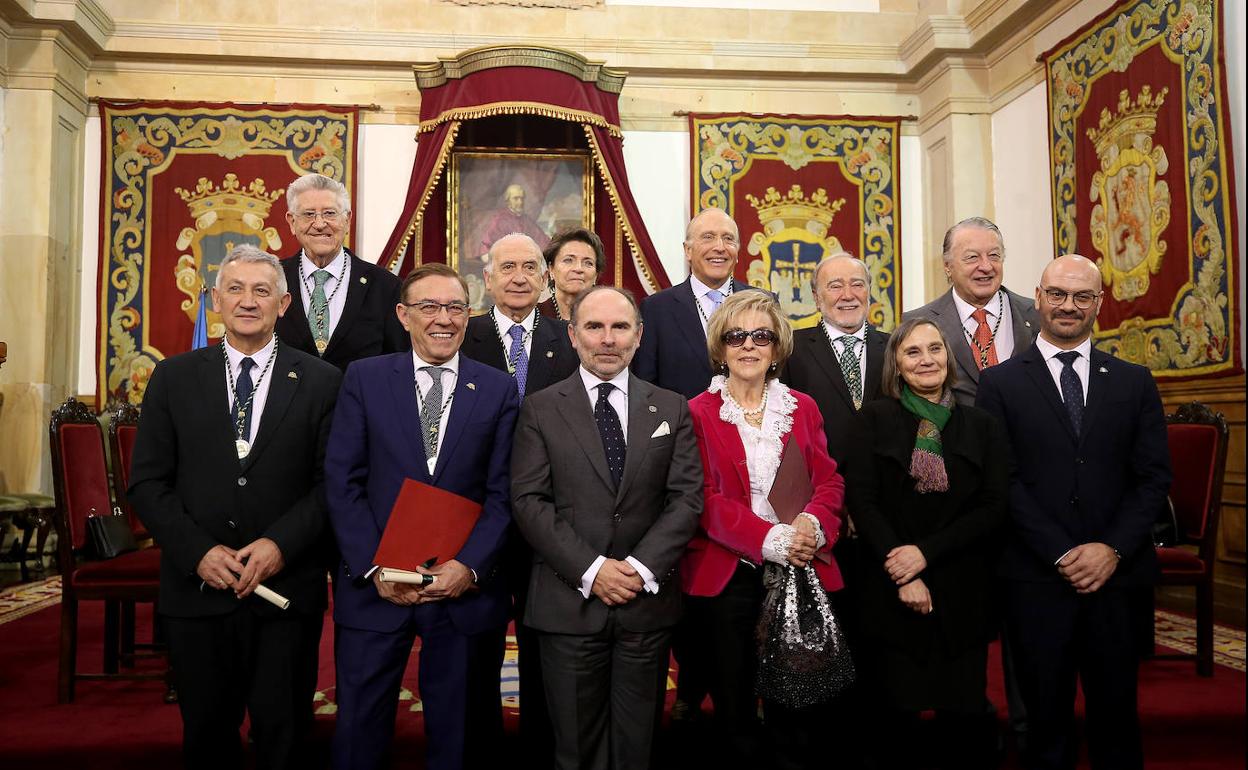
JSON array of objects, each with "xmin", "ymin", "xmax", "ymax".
[
  {"xmin": 286, "ymin": 173, "xmax": 350, "ymax": 215},
  {"xmin": 483, "ymin": 233, "xmax": 548, "ymax": 275}
]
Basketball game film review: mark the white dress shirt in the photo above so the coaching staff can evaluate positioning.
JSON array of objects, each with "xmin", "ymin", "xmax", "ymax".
[
  {"xmin": 223, "ymin": 335, "xmax": 277, "ymax": 446},
  {"xmin": 823, "ymin": 320, "xmax": 867, "ymax": 376},
  {"xmin": 413, "ymin": 351, "xmax": 459, "ymax": 475},
  {"xmin": 952, "ymin": 289, "xmax": 1015, "ymax": 362},
  {"xmin": 575, "ymin": 366, "xmax": 659, "ymax": 598},
  {"xmin": 1036, "ymin": 335, "xmax": 1092, "ymax": 404},
  {"xmin": 299, "ymin": 249, "xmax": 351, "ymax": 341},
  {"xmin": 491, "ymin": 305, "xmax": 536, "ymax": 360},
  {"xmin": 690, "ymin": 274, "xmax": 733, "ymax": 331}
]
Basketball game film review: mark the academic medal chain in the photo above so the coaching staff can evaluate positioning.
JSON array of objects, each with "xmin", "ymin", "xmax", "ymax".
[{"xmin": 225, "ymin": 337, "xmax": 277, "ymax": 459}]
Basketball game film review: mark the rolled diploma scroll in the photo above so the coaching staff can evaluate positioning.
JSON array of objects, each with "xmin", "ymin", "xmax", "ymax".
[
  {"xmin": 253, "ymin": 584, "xmax": 291, "ymax": 610},
  {"xmin": 378, "ymin": 568, "xmax": 437, "ymax": 586}
]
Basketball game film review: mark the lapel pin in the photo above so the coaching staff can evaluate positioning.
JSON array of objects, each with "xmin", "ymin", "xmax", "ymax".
[
  {"xmin": 360, "ymin": 276, "xmax": 368, "ymax": 284},
  {"xmin": 1099, "ymin": 366, "xmax": 1108, "ymax": 373},
  {"xmin": 467, "ymin": 382, "xmax": 476, "ymax": 391},
  {"xmin": 1025, "ymin": 321, "xmax": 1032, "ymax": 328},
  {"xmin": 287, "ymin": 371, "xmax": 298, "ymax": 379},
  {"xmin": 648, "ymin": 405, "xmax": 657, "ymax": 413},
  {"xmin": 546, "ymin": 351, "xmax": 553, "ymax": 358}
]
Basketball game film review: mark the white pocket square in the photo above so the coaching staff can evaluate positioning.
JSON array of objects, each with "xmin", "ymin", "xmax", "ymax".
[{"xmin": 651, "ymin": 421, "xmax": 671, "ymax": 438}]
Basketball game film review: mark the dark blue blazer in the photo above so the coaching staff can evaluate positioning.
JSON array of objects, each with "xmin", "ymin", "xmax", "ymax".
[
  {"xmin": 975, "ymin": 343, "xmax": 1170, "ymax": 586},
  {"xmin": 325, "ymin": 352, "xmax": 519, "ymax": 634},
  {"xmin": 632, "ymin": 277, "xmax": 755, "ymax": 400}
]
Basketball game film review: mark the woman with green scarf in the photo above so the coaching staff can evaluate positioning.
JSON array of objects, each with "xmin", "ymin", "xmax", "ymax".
[{"xmin": 844, "ymin": 317, "xmax": 1009, "ymax": 769}]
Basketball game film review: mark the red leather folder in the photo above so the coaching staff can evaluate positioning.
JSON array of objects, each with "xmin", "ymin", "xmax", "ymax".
[
  {"xmin": 372, "ymin": 479, "xmax": 481, "ymax": 570},
  {"xmin": 767, "ymin": 437, "xmax": 831, "ymax": 565}
]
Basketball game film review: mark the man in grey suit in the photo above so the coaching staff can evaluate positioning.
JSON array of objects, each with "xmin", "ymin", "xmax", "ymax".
[
  {"xmin": 511, "ymin": 285, "xmax": 703, "ymax": 770},
  {"xmin": 904, "ymin": 216, "xmax": 1039, "ymax": 405}
]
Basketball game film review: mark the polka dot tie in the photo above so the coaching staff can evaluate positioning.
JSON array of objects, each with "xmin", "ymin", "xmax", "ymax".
[
  {"xmin": 594, "ymin": 383, "xmax": 626, "ymax": 488},
  {"xmin": 1055, "ymin": 351, "xmax": 1084, "ymax": 435},
  {"xmin": 507, "ymin": 324, "xmax": 529, "ymax": 398}
]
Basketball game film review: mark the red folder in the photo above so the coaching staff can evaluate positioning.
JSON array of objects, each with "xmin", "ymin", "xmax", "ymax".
[
  {"xmin": 767, "ymin": 437, "xmax": 831, "ymax": 565},
  {"xmin": 372, "ymin": 479, "xmax": 481, "ymax": 570}
]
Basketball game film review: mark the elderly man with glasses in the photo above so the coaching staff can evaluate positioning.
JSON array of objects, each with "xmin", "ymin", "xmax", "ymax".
[
  {"xmin": 325, "ymin": 263, "xmax": 520, "ymax": 770},
  {"xmin": 275, "ymin": 173, "xmax": 409, "ymax": 370}
]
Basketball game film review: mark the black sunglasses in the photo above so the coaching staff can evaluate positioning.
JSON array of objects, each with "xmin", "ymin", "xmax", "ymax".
[{"xmin": 722, "ymin": 328, "xmax": 778, "ymax": 347}]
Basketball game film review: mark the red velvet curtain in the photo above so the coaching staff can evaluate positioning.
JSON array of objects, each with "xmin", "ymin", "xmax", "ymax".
[{"xmin": 379, "ymin": 64, "xmax": 669, "ymax": 295}]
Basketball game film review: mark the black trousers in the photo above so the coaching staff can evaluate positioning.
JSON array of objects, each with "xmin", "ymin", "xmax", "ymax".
[
  {"xmin": 1005, "ymin": 581, "xmax": 1143, "ymax": 770},
  {"xmin": 163, "ymin": 605, "xmax": 323, "ymax": 770},
  {"xmin": 539, "ymin": 616, "xmax": 672, "ymax": 770}
]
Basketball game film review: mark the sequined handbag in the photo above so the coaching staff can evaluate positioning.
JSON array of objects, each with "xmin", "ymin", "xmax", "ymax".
[{"xmin": 755, "ymin": 561, "xmax": 855, "ymax": 709}]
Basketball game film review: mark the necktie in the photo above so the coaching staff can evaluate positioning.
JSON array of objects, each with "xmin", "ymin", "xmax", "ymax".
[
  {"xmin": 420, "ymin": 366, "xmax": 448, "ymax": 461},
  {"xmin": 1055, "ymin": 351, "xmax": 1084, "ymax": 434},
  {"xmin": 705, "ymin": 288, "xmax": 725, "ymax": 315},
  {"xmin": 507, "ymin": 324, "xmax": 529, "ymax": 398},
  {"xmin": 970, "ymin": 307, "xmax": 999, "ymax": 369},
  {"xmin": 309, "ymin": 269, "xmax": 332, "ymax": 354},
  {"xmin": 838, "ymin": 336, "xmax": 863, "ymax": 410},
  {"xmin": 232, "ymin": 357, "xmax": 256, "ymax": 441},
  {"xmin": 594, "ymin": 383, "xmax": 626, "ymax": 487}
]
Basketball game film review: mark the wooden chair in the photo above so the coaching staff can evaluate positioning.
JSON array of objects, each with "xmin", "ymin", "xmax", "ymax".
[
  {"xmin": 50, "ymin": 397, "xmax": 165, "ymax": 702},
  {"xmin": 1155, "ymin": 401, "xmax": 1230, "ymax": 677}
]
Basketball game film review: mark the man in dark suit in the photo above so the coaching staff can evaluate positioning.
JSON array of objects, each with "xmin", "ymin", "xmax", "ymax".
[
  {"xmin": 128, "ymin": 244, "xmax": 342, "ymax": 770},
  {"xmin": 976, "ymin": 254, "xmax": 1170, "ymax": 770},
  {"xmin": 274, "ymin": 173, "xmax": 409, "ymax": 370},
  {"xmin": 460, "ymin": 232, "xmax": 577, "ymax": 764},
  {"xmin": 782, "ymin": 251, "xmax": 889, "ymax": 461},
  {"xmin": 632, "ymin": 207, "xmax": 754, "ymax": 400},
  {"xmin": 904, "ymin": 217, "xmax": 1039, "ymax": 406},
  {"xmin": 325, "ymin": 262, "xmax": 518, "ymax": 770},
  {"xmin": 512, "ymin": 286, "xmax": 703, "ymax": 770}
]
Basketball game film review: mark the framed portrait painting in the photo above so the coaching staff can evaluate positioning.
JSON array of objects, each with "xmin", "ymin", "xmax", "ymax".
[{"xmin": 449, "ymin": 149, "xmax": 594, "ymax": 312}]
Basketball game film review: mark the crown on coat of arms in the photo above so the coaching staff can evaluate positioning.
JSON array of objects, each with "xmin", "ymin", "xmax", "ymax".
[
  {"xmin": 745, "ymin": 185, "xmax": 845, "ymax": 239},
  {"xmin": 1086, "ymin": 85, "xmax": 1168, "ymax": 156},
  {"xmin": 175, "ymin": 173, "xmax": 283, "ymax": 222}
]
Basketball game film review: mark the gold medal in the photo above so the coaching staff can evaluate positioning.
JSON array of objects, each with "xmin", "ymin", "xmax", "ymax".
[
  {"xmin": 236, "ymin": 439, "xmax": 251, "ymax": 459},
  {"xmin": 315, "ymin": 339, "xmax": 328, "ymax": 353}
]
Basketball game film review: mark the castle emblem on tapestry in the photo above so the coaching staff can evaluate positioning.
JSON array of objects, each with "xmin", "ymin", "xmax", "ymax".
[
  {"xmin": 1044, "ymin": 0, "xmax": 1240, "ymax": 379},
  {"xmin": 97, "ymin": 101, "xmax": 359, "ymax": 405},
  {"xmin": 690, "ymin": 114, "xmax": 901, "ymax": 331}
]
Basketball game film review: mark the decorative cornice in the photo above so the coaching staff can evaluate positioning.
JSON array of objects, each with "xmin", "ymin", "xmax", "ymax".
[{"xmin": 413, "ymin": 44, "xmax": 627, "ymax": 93}]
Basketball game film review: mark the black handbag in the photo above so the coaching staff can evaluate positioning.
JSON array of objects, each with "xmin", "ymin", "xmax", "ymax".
[{"xmin": 86, "ymin": 506, "xmax": 139, "ymax": 559}]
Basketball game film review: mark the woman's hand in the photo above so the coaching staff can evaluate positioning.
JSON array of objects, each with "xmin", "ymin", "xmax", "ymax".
[
  {"xmin": 787, "ymin": 527, "xmax": 817, "ymax": 567},
  {"xmin": 885, "ymin": 544, "xmax": 927, "ymax": 585},
  {"xmin": 898, "ymin": 578, "xmax": 933, "ymax": 615}
]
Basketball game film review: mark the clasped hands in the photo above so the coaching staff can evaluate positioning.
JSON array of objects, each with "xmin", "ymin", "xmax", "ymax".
[
  {"xmin": 196, "ymin": 538, "xmax": 283, "ymax": 600},
  {"xmin": 786, "ymin": 516, "xmax": 819, "ymax": 568},
  {"xmin": 592, "ymin": 559, "xmax": 643, "ymax": 606},
  {"xmin": 886, "ymin": 544, "xmax": 933, "ymax": 615},
  {"xmin": 374, "ymin": 559, "xmax": 474, "ymax": 607},
  {"xmin": 1057, "ymin": 542, "xmax": 1118, "ymax": 594}
]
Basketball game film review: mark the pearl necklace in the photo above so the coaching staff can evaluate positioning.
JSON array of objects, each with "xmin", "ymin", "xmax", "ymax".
[{"xmin": 727, "ymin": 382, "xmax": 769, "ymax": 421}]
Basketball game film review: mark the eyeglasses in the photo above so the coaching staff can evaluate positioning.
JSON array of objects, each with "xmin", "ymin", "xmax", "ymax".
[
  {"xmin": 1040, "ymin": 287, "xmax": 1101, "ymax": 309},
  {"xmin": 404, "ymin": 300, "xmax": 469, "ymax": 318},
  {"xmin": 722, "ymin": 328, "xmax": 778, "ymax": 347},
  {"xmin": 696, "ymin": 232, "xmax": 739, "ymax": 248},
  {"xmin": 294, "ymin": 209, "xmax": 343, "ymax": 224}
]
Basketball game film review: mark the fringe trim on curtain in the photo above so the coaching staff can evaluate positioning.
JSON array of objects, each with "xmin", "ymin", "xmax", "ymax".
[
  {"xmin": 388, "ymin": 122, "xmax": 462, "ymax": 271},
  {"xmin": 420, "ymin": 102, "xmax": 623, "ymax": 138},
  {"xmin": 583, "ymin": 125, "xmax": 663, "ymax": 293}
]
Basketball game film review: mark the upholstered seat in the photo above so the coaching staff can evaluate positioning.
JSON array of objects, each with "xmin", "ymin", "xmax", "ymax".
[{"xmin": 71, "ymin": 546, "xmax": 163, "ymax": 586}]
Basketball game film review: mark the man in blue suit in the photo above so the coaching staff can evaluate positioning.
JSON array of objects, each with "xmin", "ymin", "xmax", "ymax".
[
  {"xmin": 325, "ymin": 262, "xmax": 519, "ymax": 770},
  {"xmin": 977, "ymin": 254, "xmax": 1170, "ymax": 770}
]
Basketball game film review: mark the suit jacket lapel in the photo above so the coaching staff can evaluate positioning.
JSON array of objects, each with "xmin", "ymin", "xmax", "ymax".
[
  {"xmin": 1081, "ymin": 349, "xmax": 1112, "ymax": 443},
  {"xmin": 863, "ymin": 328, "xmax": 887, "ymax": 400},
  {"xmin": 388, "ymin": 353, "xmax": 431, "ymax": 480},
  {"xmin": 467, "ymin": 315, "xmax": 508, "ymax": 371},
  {"xmin": 556, "ymin": 376, "xmax": 616, "ymax": 491},
  {"xmin": 934, "ymin": 291, "xmax": 981, "ymax": 387},
  {"xmin": 196, "ymin": 347, "xmax": 240, "ymax": 461},
  {"xmin": 433, "ymin": 360, "xmax": 480, "ymax": 482},
  {"xmin": 281, "ymin": 258, "xmax": 316, "ymax": 351},
  {"xmin": 616, "ymin": 376, "xmax": 659, "ymax": 502},
  {"xmin": 528, "ymin": 316, "xmax": 561, "ymax": 392},
  {"xmin": 1007, "ymin": 288, "xmax": 1038, "ymax": 353},
  {"xmin": 325, "ymin": 251, "xmax": 367, "ymax": 358},
  {"xmin": 1021, "ymin": 344, "xmax": 1079, "ymax": 442},
  {"xmin": 241, "ymin": 345, "xmax": 298, "ymax": 471},
  {"xmin": 673, "ymin": 280, "xmax": 709, "ymax": 363},
  {"xmin": 803, "ymin": 330, "xmax": 855, "ymax": 412}
]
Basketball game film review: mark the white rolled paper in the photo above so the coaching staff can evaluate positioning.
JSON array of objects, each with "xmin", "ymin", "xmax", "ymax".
[
  {"xmin": 254, "ymin": 584, "xmax": 291, "ymax": 610},
  {"xmin": 378, "ymin": 568, "xmax": 436, "ymax": 586}
]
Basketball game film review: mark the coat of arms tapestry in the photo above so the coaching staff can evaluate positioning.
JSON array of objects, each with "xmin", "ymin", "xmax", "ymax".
[
  {"xmin": 97, "ymin": 101, "xmax": 359, "ymax": 405},
  {"xmin": 689, "ymin": 113, "xmax": 902, "ymax": 331},
  {"xmin": 1043, "ymin": 0, "xmax": 1240, "ymax": 379}
]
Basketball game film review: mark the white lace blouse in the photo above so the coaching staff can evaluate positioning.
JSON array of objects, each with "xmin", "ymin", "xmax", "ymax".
[{"xmin": 709, "ymin": 375, "xmax": 825, "ymax": 565}]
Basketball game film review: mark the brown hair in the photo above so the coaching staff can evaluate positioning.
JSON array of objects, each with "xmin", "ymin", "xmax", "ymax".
[
  {"xmin": 400, "ymin": 263, "xmax": 468, "ymax": 303},
  {"xmin": 881, "ymin": 317, "xmax": 959, "ymax": 398},
  {"xmin": 706, "ymin": 291, "xmax": 793, "ymax": 380},
  {"xmin": 543, "ymin": 228, "xmax": 607, "ymax": 277}
]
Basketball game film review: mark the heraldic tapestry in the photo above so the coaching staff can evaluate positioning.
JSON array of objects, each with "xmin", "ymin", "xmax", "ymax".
[
  {"xmin": 690, "ymin": 114, "xmax": 901, "ymax": 331},
  {"xmin": 97, "ymin": 101, "xmax": 359, "ymax": 405},
  {"xmin": 1044, "ymin": 0, "xmax": 1240, "ymax": 379}
]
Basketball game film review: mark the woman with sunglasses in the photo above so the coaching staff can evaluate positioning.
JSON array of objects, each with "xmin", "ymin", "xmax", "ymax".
[
  {"xmin": 843, "ymin": 317, "xmax": 1008, "ymax": 768},
  {"xmin": 680, "ymin": 290, "xmax": 846, "ymax": 768}
]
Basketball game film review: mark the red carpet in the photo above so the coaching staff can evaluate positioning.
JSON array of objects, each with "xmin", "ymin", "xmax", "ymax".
[{"xmin": 0, "ymin": 595, "xmax": 1242, "ymax": 769}]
